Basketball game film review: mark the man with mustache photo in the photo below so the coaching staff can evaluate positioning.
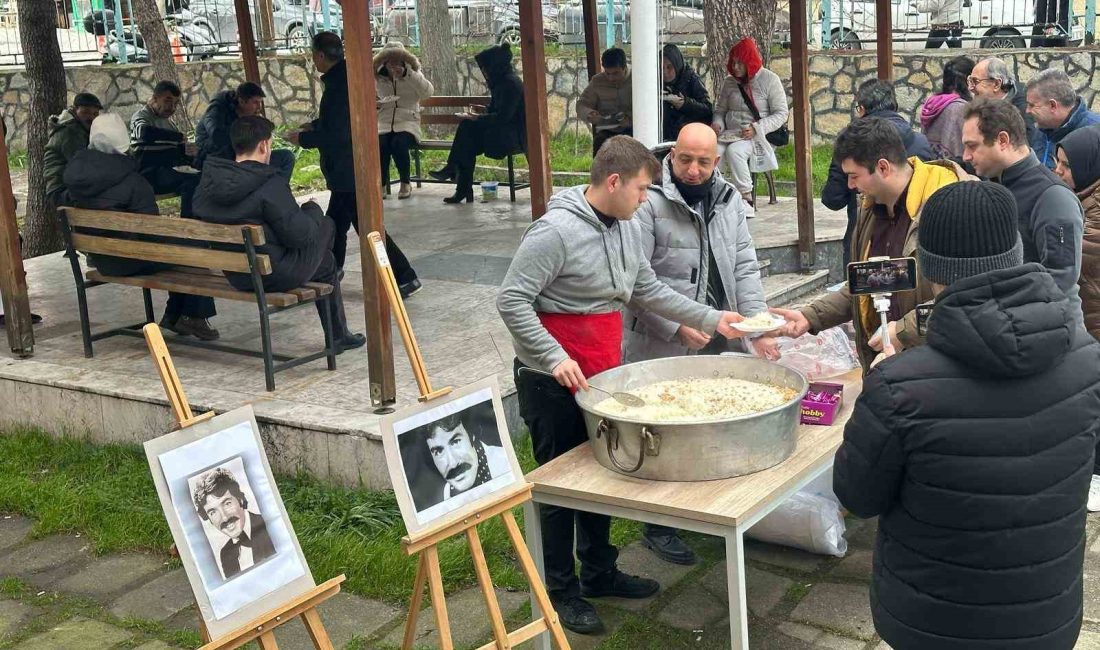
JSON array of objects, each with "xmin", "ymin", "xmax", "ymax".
[
  {"xmin": 413, "ymin": 412, "xmax": 510, "ymax": 508},
  {"xmin": 192, "ymin": 467, "xmax": 276, "ymax": 580}
]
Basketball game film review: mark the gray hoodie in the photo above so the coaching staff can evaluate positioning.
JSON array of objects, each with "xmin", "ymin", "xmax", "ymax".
[{"xmin": 497, "ymin": 185, "xmax": 723, "ymax": 372}]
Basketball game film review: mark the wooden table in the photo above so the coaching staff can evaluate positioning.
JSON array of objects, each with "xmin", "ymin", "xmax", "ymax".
[{"xmin": 523, "ymin": 370, "xmax": 863, "ymax": 650}]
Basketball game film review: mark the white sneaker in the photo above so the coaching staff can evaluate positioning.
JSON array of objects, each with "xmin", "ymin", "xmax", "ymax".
[{"xmin": 1088, "ymin": 475, "xmax": 1100, "ymax": 513}]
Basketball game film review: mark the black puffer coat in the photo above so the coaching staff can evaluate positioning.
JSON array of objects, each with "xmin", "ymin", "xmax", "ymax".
[
  {"xmin": 474, "ymin": 45, "xmax": 526, "ymax": 158},
  {"xmin": 298, "ymin": 59, "xmax": 355, "ymax": 192},
  {"xmin": 834, "ymin": 263, "xmax": 1100, "ymax": 650},
  {"xmin": 193, "ymin": 157, "xmax": 326, "ymax": 292},
  {"xmin": 194, "ymin": 90, "xmax": 238, "ymax": 169},
  {"xmin": 661, "ymin": 43, "xmax": 712, "ymax": 142}
]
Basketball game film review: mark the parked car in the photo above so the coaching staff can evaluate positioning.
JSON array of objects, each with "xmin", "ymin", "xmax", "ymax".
[
  {"xmin": 178, "ymin": 0, "xmax": 369, "ymax": 53},
  {"xmin": 811, "ymin": 0, "xmax": 1083, "ymax": 50},
  {"xmin": 382, "ymin": 0, "xmax": 558, "ymax": 47},
  {"xmin": 555, "ymin": 0, "xmax": 705, "ymax": 46}
]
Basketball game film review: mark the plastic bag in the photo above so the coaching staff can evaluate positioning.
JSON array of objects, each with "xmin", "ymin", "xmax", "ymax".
[
  {"xmin": 773, "ymin": 326, "xmax": 860, "ymax": 381},
  {"xmin": 748, "ymin": 137, "xmax": 778, "ymax": 173},
  {"xmin": 745, "ymin": 468, "xmax": 848, "ymax": 557}
]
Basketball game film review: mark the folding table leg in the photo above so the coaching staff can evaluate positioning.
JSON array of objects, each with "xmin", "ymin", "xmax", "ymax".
[
  {"xmin": 523, "ymin": 500, "xmax": 552, "ymax": 650},
  {"xmin": 726, "ymin": 529, "xmax": 750, "ymax": 650}
]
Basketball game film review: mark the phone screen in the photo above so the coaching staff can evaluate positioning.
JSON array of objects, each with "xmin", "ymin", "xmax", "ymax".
[{"xmin": 847, "ymin": 258, "xmax": 918, "ymax": 296}]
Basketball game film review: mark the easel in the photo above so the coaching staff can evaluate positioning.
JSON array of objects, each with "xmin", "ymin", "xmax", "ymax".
[
  {"xmin": 143, "ymin": 323, "xmax": 347, "ymax": 650},
  {"xmin": 366, "ymin": 231, "xmax": 570, "ymax": 650}
]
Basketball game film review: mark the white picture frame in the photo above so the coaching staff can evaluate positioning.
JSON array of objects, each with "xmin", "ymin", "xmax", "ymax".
[
  {"xmin": 381, "ymin": 376, "xmax": 525, "ymax": 536},
  {"xmin": 144, "ymin": 406, "xmax": 315, "ymax": 640}
]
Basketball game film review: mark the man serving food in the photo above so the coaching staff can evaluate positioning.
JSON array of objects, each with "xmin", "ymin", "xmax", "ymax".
[{"xmin": 497, "ymin": 135, "xmax": 753, "ymax": 635}]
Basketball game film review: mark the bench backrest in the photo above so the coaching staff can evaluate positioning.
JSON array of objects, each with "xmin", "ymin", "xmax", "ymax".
[
  {"xmin": 59, "ymin": 207, "xmax": 272, "ymax": 275},
  {"xmin": 419, "ymin": 95, "xmax": 491, "ymax": 127}
]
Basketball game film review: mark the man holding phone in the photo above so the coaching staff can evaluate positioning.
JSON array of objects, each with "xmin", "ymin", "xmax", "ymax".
[{"xmin": 773, "ymin": 118, "xmax": 965, "ymax": 371}]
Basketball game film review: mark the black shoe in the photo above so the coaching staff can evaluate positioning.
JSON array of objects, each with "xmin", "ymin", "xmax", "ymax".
[
  {"xmin": 399, "ymin": 278, "xmax": 422, "ymax": 299},
  {"xmin": 551, "ymin": 596, "xmax": 604, "ymax": 635},
  {"xmin": 428, "ymin": 167, "xmax": 455, "ymax": 182},
  {"xmin": 159, "ymin": 315, "xmax": 184, "ymax": 336},
  {"xmin": 173, "ymin": 316, "xmax": 221, "ymax": 341},
  {"xmin": 580, "ymin": 570, "xmax": 660, "ymax": 600},
  {"xmin": 443, "ymin": 188, "xmax": 474, "ymax": 204},
  {"xmin": 641, "ymin": 531, "xmax": 698, "ymax": 565},
  {"xmin": 335, "ymin": 333, "xmax": 366, "ymax": 352},
  {"xmin": 0, "ymin": 313, "xmax": 43, "ymax": 326}
]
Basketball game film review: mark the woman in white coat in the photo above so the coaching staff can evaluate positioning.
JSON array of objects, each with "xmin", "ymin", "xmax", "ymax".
[
  {"xmin": 375, "ymin": 42, "xmax": 434, "ymax": 199},
  {"xmin": 711, "ymin": 37, "xmax": 788, "ymax": 217}
]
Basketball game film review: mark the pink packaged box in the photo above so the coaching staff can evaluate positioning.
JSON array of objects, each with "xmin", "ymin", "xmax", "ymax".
[{"xmin": 800, "ymin": 381, "xmax": 844, "ymax": 426}]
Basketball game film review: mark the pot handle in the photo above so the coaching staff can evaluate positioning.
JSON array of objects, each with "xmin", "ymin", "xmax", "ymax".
[{"xmin": 596, "ymin": 420, "xmax": 661, "ymax": 474}]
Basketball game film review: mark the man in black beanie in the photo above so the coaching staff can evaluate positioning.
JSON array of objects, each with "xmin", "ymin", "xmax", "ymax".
[{"xmin": 834, "ymin": 181, "xmax": 1100, "ymax": 650}]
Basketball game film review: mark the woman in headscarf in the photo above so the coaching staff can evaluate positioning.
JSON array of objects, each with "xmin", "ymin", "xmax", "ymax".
[
  {"xmin": 711, "ymin": 37, "xmax": 788, "ymax": 217},
  {"xmin": 919, "ymin": 55, "xmax": 974, "ymax": 158},
  {"xmin": 660, "ymin": 43, "xmax": 712, "ymax": 143},
  {"xmin": 1054, "ymin": 125, "xmax": 1100, "ymax": 342},
  {"xmin": 374, "ymin": 41, "xmax": 434, "ymax": 200},
  {"xmin": 429, "ymin": 44, "xmax": 526, "ymax": 204}
]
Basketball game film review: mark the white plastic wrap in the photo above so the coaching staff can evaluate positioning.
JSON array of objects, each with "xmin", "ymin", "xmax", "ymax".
[
  {"xmin": 745, "ymin": 468, "xmax": 849, "ymax": 557},
  {"xmin": 773, "ymin": 326, "xmax": 860, "ymax": 381}
]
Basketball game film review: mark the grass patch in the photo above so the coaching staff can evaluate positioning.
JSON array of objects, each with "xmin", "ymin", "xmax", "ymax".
[
  {"xmin": 0, "ymin": 426, "xmax": 641, "ymax": 606},
  {"xmin": 7, "ymin": 148, "xmax": 26, "ymax": 171}
]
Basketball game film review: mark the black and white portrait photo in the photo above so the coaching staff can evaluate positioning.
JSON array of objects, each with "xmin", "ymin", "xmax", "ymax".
[
  {"xmin": 189, "ymin": 460, "xmax": 277, "ymax": 581},
  {"xmin": 146, "ymin": 410, "xmax": 313, "ymax": 636},
  {"xmin": 384, "ymin": 380, "xmax": 523, "ymax": 533}
]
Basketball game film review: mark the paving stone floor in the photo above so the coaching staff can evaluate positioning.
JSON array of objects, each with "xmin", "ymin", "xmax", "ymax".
[{"xmin": 3, "ymin": 511, "xmax": 1100, "ymax": 649}]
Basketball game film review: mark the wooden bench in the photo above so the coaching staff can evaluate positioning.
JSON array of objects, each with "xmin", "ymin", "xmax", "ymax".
[
  {"xmin": 398, "ymin": 95, "xmax": 530, "ymax": 202},
  {"xmin": 58, "ymin": 207, "xmax": 338, "ymax": 392}
]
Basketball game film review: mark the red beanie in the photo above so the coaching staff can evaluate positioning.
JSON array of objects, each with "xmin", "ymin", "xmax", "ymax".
[{"xmin": 727, "ymin": 37, "xmax": 763, "ymax": 80}]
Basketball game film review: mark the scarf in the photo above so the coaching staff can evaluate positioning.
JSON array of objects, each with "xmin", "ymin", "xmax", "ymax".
[
  {"xmin": 448, "ymin": 441, "xmax": 493, "ymax": 498},
  {"xmin": 673, "ymin": 168, "xmax": 715, "ymax": 208}
]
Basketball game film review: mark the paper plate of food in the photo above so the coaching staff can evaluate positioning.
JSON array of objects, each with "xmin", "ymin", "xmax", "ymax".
[
  {"xmin": 377, "ymin": 95, "xmax": 399, "ymax": 104},
  {"xmin": 717, "ymin": 131, "xmax": 740, "ymax": 144},
  {"xmin": 735, "ymin": 311, "xmax": 787, "ymax": 333}
]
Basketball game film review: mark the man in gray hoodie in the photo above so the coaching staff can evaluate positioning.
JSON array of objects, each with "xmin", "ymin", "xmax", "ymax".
[
  {"xmin": 625, "ymin": 122, "xmax": 778, "ymax": 565},
  {"xmin": 498, "ymin": 135, "xmax": 750, "ymax": 634}
]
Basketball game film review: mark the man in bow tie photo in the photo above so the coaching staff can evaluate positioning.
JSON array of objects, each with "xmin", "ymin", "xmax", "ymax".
[{"xmin": 192, "ymin": 466, "xmax": 276, "ymax": 580}]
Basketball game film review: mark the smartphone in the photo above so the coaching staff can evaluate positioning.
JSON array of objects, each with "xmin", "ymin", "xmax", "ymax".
[
  {"xmin": 846, "ymin": 257, "xmax": 917, "ymax": 296},
  {"xmin": 916, "ymin": 301, "xmax": 934, "ymax": 337}
]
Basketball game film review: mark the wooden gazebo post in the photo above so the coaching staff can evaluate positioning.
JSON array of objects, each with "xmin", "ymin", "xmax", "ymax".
[
  {"xmin": 232, "ymin": 0, "xmax": 262, "ymax": 83},
  {"xmin": 791, "ymin": 0, "xmax": 816, "ymax": 271},
  {"xmin": 519, "ymin": 2, "xmax": 553, "ymax": 220},
  {"xmin": 581, "ymin": 0, "xmax": 601, "ymax": 79},
  {"xmin": 0, "ymin": 126, "xmax": 32, "ymax": 356},
  {"xmin": 876, "ymin": 0, "xmax": 894, "ymax": 80},
  {"xmin": 344, "ymin": 0, "xmax": 396, "ymax": 405}
]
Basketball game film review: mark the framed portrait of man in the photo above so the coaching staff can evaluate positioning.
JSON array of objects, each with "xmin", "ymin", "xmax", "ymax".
[
  {"xmin": 144, "ymin": 406, "xmax": 315, "ymax": 639},
  {"xmin": 382, "ymin": 376, "xmax": 525, "ymax": 535}
]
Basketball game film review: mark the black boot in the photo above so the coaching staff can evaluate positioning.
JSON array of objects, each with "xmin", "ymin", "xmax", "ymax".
[
  {"xmin": 428, "ymin": 164, "xmax": 455, "ymax": 182},
  {"xmin": 444, "ymin": 167, "xmax": 475, "ymax": 204},
  {"xmin": 551, "ymin": 596, "xmax": 604, "ymax": 635},
  {"xmin": 317, "ymin": 274, "xmax": 366, "ymax": 353}
]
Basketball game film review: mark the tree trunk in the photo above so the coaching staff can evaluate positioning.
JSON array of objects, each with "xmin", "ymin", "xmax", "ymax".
[
  {"xmin": 17, "ymin": 0, "xmax": 67, "ymax": 257},
  {"xmin": 131, "ymin": 0, "xmax": 193, "ymax": 132},
  {"xmin": 704, "ymin": 0, "xmax": 779, "ymax": 92},
  {"xmin": 417, "ymin": 0, "xmax": 458, "ymax": 96}
]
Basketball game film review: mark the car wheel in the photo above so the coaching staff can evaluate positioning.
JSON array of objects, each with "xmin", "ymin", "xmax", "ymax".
[
  {"xmin": 498, "ymin": 27, "xmax": 521, "ymax": 46},
  {"xmin": 288, "ymin": 24, "xmax": 310, "ymax": 53},
  {"xmin": 981, "ymin": 29, "xmax": 1024, "ymax": 48},
  {"xmin": 831, "ymin": 28, "xmax": 861, "ymax": 50}
]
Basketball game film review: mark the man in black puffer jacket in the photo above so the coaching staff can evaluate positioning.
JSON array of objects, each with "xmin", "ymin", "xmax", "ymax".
[
  {"xmin": 834, "ymin": 181, "xmax": 1100, "ymax": 650},
  {"xmin": 822, "ymin": 80, "xmax": 937, "ymax": 265},
  {"xmin": 65, "ymin": 112, "xmax": 220, "ymax": 341},
  {"xmin": 193, "ymin": 116, "xmax": 365, "ymax": 352},
  {"xmin": 194, "ymin": 82, "xmax": 296, "ymax": 179}
]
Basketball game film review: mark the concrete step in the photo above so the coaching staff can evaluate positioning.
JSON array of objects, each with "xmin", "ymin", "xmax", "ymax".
[
  {"xmin": 763, "ymin": 270, "xmax": 831, "ymax": 307},
  {"xmin": 758, "ymin": 257, "xmax": 772, "ymax": 278}
]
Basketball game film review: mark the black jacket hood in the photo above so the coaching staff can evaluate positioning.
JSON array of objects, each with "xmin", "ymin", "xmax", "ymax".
[
  {"xmin": 63, "ymin": 149, "xmax": 139, "ymax": 198},
  {"xmin": 195, "ymin": 157, "xmax": 279, "ymax": 207},
  {"xmin": 475, "ymin": 45, "xmax": 514, "ymax": 86},
  {"xmin": 927, "ymin": 263, "xmax": 1074, "ymax": 377}
]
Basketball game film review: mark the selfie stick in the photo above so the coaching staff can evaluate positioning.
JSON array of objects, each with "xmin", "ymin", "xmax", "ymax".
[{"xmin": 872, "ymin": 293, "xmax": 892, "ymax": 351}]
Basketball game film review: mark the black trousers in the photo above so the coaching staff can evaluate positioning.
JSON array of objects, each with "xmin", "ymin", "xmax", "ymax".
[
  {"xmin": 446, "ymin": 119, "xmax": 490, "ymax": 193},
  {"xmin": 88, "ymin": 255, "xmax": 216, "ymax": 320},
  {"xmin": 514, "ymin": 359, "xmax": 618, "ymax": 601},
  {"xmin": 592, "ymin": 127, "xmax": 633, "ymax": 157},
  {"xmin": 925, "ymin": 24, "xmax": 963, "ymax": 48},
  {"xmin": 326, "ymin": 190, "xmax": 417, "ymax": 284},
  {"xmin": 380, "ymin": 131, "xmax": 416, "ymax": 186},
  {"xmin": 142, "ymin": 167, "xmax": 199, "ymax": 217}
]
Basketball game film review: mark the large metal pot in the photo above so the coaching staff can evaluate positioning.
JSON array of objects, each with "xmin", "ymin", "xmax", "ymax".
[{"xmin": 575, "ymin": 354, "xmax": 808, "ymax": 481}]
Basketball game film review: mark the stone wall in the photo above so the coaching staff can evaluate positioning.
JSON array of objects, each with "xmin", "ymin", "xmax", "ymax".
[{"xmin": 5, "ymin": 48, "xmax": 1100, "ymax": 149}]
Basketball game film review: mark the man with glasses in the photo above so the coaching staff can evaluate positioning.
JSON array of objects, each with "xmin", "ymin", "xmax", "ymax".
[{"xmin": 968, "ymin": 58, "xmax": 1036, "ymax": 143}]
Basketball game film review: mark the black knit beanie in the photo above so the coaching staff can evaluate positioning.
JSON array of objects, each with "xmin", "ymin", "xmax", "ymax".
[{"xmin": 918, "ymin": 181, "xmax": 1023, "ymax": 286}]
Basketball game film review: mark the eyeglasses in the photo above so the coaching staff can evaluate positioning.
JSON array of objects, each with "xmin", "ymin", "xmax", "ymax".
[{"xmin": 967, "ymin": 76, "xmax": 993, "ymax": 86}]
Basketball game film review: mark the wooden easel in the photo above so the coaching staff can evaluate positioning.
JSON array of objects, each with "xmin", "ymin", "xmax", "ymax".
[
  {"xmin": 366, "ymin": 231, "xmax": 570, "ymax": 650},
  {"xmin": 143, "ymin": 323, "xmax": 347, "ymax": 650}
]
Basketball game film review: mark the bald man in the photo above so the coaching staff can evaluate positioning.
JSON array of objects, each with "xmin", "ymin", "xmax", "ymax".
[{"xmin": 623, "ymin": 122, "xmax": 778, "ymax": 565}]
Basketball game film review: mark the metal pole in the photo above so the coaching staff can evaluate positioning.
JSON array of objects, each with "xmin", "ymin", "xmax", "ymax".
[
  {"xmin": 112, "ymin": 0, "xmax": 128, "ymax": 64},
  {"xmin": 1087, "ymin": 0, "xmax": 1096, "ymax": 45},
  {"xmin": 604, "ymin": 0, "xmax": 614, "ymax": 46},
  {"xmin": 631, "ymin": 0, "xmax": 658, "ymax": 146},
  {"xmin": 821, "ymin": 0, "xmax": 832, "ymax": 48},
  {"xmin": 321, "ymin": 0, "xmax": 331, "ymax": 31}
]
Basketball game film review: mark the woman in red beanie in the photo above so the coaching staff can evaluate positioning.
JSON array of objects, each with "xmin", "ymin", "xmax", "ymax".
[{"xmin": 711, "ymin": 37, "xmax": 789, "ymax": 217}]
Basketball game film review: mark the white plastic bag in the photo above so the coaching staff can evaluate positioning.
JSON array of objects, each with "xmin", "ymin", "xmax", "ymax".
[
  {"xmin": 773, "ymin": 326, "xmax": 860, "ymax": 381},
  {"xmin": 746, "ymin": 469, "xmax": 848, "ymax": 557},
  {"xmin": 748, "ymin": 137, "xmax": 778, "ymax": 173}
]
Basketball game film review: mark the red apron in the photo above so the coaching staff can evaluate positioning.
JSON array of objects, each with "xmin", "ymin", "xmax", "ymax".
[{"xmin": 537, "ymin": 312, "xmax": 623, "ymax": 387}]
